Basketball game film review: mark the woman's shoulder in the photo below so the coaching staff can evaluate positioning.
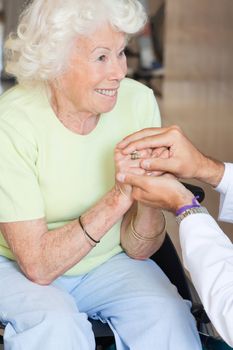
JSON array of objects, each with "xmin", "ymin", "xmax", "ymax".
[
  {"xmin": 0, "ymin": 85, "xmax": 44, "ymax": 143},
  {"xmin": 119, "ymin": 77, "xmax": 152, "ymax": 95},
  {"xmin": 0, "ymin": 84, "xmax": 34, "ymax": 106},
  {"xmin": 118, "ymin": 78, "xmax": 154, "ymax": 106},
  {"xmin": 0, "ymin": 84, "xmax": 45, "ymax": 126},
  {"xmin": 116, "ymin": 78, "xmax": 156, "ymax": 111}
]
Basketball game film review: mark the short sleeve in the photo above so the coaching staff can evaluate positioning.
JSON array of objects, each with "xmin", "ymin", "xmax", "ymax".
[
  {"xmin": 148, "ymin": 88, "xmax": 161, "ymax": 127},
  {"xmin": 138, "ymin": 87, "xmax": 161, "ymax": 129},
  {"xmin": 0, "ymin": 118, "xmax": 45, "ymax": 222}
]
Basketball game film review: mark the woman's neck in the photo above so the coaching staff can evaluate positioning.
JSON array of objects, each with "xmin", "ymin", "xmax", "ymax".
[{"xmin": 47, "ymin": 83, "xmax": 100, "ymax": 135}]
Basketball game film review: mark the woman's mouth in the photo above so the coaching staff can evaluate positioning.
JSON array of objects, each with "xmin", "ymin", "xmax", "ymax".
[{"xmin": 95, "ymin": 89, "xmax": 117, "ymax": 97}]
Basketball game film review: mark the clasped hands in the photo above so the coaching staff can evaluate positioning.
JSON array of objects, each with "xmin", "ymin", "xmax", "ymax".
[
  {"xmin": 115, "ymin": 144, "xmax": 169, "ymax": 183},
  {"xmin": 114, "ymin": 126, "xmax": 197, "ymax": 213},
  {"xmin": 115, "ymin": 143, "xmax": 171, "ymax": 200}
]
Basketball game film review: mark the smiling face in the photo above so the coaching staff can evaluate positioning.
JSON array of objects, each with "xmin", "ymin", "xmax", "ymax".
[{"xmin": 57, "ymin": 23, "xmax": 128, "ymax": 119}]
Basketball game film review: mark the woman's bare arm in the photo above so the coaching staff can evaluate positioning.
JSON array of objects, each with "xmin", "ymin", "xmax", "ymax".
[
  {"xmin": 120, "ymin": 202, "xmax": 165, "ymax": 260},
  {"xmin": 0, "ymin": 186, "xmax": 132, "ymax": 285},
  {"xmin": 115, "ymin": 148, "xmax": 166, "ymax": 260}
]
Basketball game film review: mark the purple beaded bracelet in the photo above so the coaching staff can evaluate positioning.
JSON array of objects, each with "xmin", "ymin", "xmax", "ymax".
[{"xmin": 176, "ymin": 196, "xmax": 201, "ymax": 216}]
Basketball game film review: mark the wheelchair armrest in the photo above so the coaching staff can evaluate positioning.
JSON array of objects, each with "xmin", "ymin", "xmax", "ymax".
[
  {"xmin": 181, "ymin": 182, "xmax": 205, "ymax": 203},
  {"xmin": 191, "ymin": 303, "xmax": 210, "ymax": 324}
]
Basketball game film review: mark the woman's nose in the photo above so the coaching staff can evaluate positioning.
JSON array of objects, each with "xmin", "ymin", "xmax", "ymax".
[{"xmin": 109, "ymin": 58, "xmax": 127, "ymax": 81}]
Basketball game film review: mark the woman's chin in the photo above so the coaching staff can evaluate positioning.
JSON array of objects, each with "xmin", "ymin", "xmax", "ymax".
[{"xmin": 99, "ymin": 99, "xmax": 118, "ymax": 114}]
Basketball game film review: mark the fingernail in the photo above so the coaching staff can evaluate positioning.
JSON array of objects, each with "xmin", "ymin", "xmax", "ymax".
[
  {"xmin": 141, "ymin": 160, "xmax": 150, "ymax": 169},
  {"xmin": 116, "ymin": 173, "xmax": 125, "ymax": 182}
]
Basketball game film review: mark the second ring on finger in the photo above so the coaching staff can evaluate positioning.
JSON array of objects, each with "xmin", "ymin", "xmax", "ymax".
[{"xmin": 130, "ymin": 149, "xmax": 152, "ymax": 161}]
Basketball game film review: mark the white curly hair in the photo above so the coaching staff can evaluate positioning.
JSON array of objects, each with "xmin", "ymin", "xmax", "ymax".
[{"xmin": 4, "ymin": 0, "xmax": 147, "ymax": 86}]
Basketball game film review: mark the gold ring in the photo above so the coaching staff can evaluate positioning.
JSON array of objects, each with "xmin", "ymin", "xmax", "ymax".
[{"xmin": 130, "ymin": 150, "xmax": 140, "ymax": 160}]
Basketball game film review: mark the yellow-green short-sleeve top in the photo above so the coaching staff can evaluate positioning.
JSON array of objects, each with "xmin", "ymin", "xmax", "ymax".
[{"xmin": 0, "ymin": 78, "xmax": 161, "ymax": 275}]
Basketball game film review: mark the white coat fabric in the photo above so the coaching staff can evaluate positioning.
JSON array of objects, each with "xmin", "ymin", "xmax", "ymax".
[{"xmin": 180, "ymin": 162, "xmax": 233, "ymax": 346}]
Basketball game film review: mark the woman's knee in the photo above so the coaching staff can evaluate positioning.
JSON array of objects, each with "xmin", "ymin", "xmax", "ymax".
[
  {"xmin": 45, "ymin": 310, "xmax": 94, "ymax": 335},
  {"xmin": 4, "ymin": 311, "xmax": 95, "ymax": 350},
  {"xmin": 3, "ymin": 282, "xmax": 95, "ymax": 345}
]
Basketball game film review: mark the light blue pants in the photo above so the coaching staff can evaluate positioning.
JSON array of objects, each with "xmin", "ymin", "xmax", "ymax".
[{"xmin": 0, "ymin": 253, "xmax": 201, "ymax": 350}]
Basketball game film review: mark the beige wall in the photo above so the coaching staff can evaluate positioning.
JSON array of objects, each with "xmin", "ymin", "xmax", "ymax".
[
  {"xmin": 148, "ymin": 0, "xmax": 164, "ymax": 15},
  {"xmin": 160, "ymin": 0, "xmax": 233, "ymax": 254},
  {"xmin": 2, "ymin": 0, "xmax": 25, "ymax": 38}
]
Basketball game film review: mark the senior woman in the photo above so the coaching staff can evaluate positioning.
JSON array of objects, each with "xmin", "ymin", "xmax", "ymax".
[{"xmin": 0, "ymin": 0, "xmax": 201, "ymax": 349}]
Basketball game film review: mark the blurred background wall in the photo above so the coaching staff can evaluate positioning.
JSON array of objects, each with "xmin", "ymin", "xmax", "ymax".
[
  {"xmin": 1, "ymin": 0, "xmax": 25, "ymax": 40},
  {"xmin": 161, "ymin": 0, "xmax": 233, "ymax": 256}
]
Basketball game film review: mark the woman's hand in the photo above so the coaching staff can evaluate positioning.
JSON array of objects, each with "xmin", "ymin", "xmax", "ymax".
[{"xmin": 114, "ymin": 147, "xmax": 152, "ymax": 198}]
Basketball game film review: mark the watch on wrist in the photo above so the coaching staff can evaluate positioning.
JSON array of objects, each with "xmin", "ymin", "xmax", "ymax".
[{"xmin": 176, "ymin": 206, "xmax": 209, "ymax": 225}]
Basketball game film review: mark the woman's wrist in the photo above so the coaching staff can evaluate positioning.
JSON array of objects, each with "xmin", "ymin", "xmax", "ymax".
[
  {"xmin": 80, "ymin": 186, "xmax": 133, "ymax": 244},
  {"xmin": 131, "ymin": 211, "xmax": 166, "ymax": 240},
  {"xmin": 115, "ymin": 183, "xmax": 133, "ymax": 205},
  {"xmin": 134, "ymin": 204, "xmax": 166, "ymax": 238}
]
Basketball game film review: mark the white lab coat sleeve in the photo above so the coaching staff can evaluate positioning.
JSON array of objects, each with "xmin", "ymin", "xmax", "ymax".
[
  {"xmin": 180, "ymin": 213, "xmax": 233, "ymax": 346},
  {"xmin": 215, "ymin": 162, "xmax": 233, "ymax": 223}
]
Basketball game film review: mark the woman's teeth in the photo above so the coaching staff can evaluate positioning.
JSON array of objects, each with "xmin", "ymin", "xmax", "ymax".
[{"xmin": 96, "ymin": 89, "xmax": 116, "ymax": 97}]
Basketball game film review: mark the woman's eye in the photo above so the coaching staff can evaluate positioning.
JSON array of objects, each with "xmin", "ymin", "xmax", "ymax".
[
  {"xmin": 98, "ymin": 55, "xmax": 107, "ymax": 62},
  {"xmin": 119, "ymin": 49, "xmax": 126, "ymax": 57}
]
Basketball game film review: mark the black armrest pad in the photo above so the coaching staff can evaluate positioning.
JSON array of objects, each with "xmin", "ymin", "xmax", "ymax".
[{"xmin": 191, "ymin": 303, "xmax": 210, "ymax": 324}]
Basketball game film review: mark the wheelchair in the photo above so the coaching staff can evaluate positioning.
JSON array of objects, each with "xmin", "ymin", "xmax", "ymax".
[{"xmin": 0, "ymin": 183, "xmax": 219, "ymax": 350}]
